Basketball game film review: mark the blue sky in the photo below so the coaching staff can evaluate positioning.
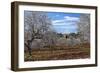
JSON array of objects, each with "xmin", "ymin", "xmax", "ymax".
[{"xmin": 46, "ymin": 12, "xmax": 80, "ymax": 34}]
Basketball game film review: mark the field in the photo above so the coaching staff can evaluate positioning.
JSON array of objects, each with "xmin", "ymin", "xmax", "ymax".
[{"xmin": 24, "ymin": 43, "xmax": 90, "ymax": 61}]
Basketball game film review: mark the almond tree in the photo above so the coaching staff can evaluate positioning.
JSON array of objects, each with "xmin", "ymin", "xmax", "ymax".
[
  {"xmin": 77, "ymin": 14, "xmax": 90, "ymax": 43},
  {"xmin": 24, "ymin": 11, "xmax": 52, "ymax": 56}
]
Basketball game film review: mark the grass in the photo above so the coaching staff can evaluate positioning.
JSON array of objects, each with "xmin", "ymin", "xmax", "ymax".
[{"xmin": 24, "ymin": 43, "xmax": 90, "ymax": 61}]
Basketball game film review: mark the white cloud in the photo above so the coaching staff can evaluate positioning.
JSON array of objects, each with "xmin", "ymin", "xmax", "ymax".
[
  {"xmin": 53, "ymin": 24, "xmax": 77, "ymax": 29},
  {"xmin": 52, "ymin": 16, "xmax": 79, "ymax": 26},
  {"xmin": 64, "ymin": 16, "xmax": 79, "ymax": 21},
  {"xmin": 52, "ymin": 19, "xmax": 66, "ymax": 24},
  {"xmin": 53, "ymin": 22, "xmax": 76, "ymax": 27}
]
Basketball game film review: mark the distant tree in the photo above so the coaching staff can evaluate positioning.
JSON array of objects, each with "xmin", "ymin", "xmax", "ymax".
[
  {"xmin": 57, "ymin": 33, "xmax": 63, "ymax": 37},
  {"xmin": 65, "ymin": 34, "xmax": 69, "ymax": 39},
  {"xmin": 69, "ymin": 33, "xmax": 76, "ymax": 38},
  {"xmin": 42, "ymin": 31, "xmax": 58, "ymax": 48}
]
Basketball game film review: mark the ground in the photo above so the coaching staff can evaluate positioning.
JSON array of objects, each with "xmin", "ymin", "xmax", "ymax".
[{"xmin": 24, "ymin": 43, "xmax": 90, "ymax": 61}]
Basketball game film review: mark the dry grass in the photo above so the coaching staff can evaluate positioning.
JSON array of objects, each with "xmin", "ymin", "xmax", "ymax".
[{"xmin": 24, "ymin": 43, "xmax": 90, "ymax": 61}]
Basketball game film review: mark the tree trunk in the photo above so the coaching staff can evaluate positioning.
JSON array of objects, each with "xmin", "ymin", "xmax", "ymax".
[{"xmin": 25, "ymin": 43, "xmax": 32, "ymax": 56}]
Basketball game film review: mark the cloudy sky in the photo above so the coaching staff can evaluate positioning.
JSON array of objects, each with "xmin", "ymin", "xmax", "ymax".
[{"xmin": 47, "ymin": 12, "xmax": 80, "ymax": 34}]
